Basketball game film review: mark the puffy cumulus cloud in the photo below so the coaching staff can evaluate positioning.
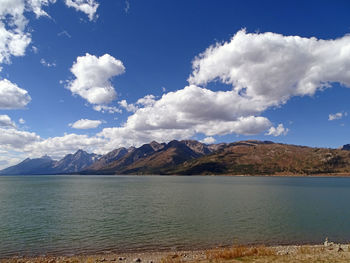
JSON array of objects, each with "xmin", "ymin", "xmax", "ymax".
[
  {"xmin": 0, "ymin": 127, "xmax": 106, "ymax": 159},
  {"xmin": 67, "ymin": 53, "xmax": 125, "ymax": 105},
  {"xmin": 0, "ymin": 79, "xmax": 31, "ymax": 109},
  {"xmin": 0, "ymin": 115, "xmax": 16, "ymax": 128},
  {"xmin": 24, "ymin": 133, "xmax": 106, "ymax": 158},
  {"xmin": 0, "ymin": 0, "xmax": 98, "ymax": 65},
  {"xmin": 0, "ymin": 128, "xmax": 41, "ymax": 150},
  {"xmin": 0, "ymin": 0, "xmax": 30, "ymax": 64},
  {"xmin": 328, "ymin": 112, "xmax": 347, "ymax": 121},
  {"xmin": 136, "ymin": 94, "xmax": 156, "ymax": 107},
  {"xmin": 201, "ymin": 136, "xmax": 216, "ymax": 144},
  {"xmin": 69, "ymin": 119, "xmax": 102, "ymax": 129},
  {"xmin": 118, "ymin": 99, "xmax": 138, "ymax": 112},
  {"xmin": 96, "ymin": 85, "xmax": 271, "ymax": 152},
  {"xmin": 125, "ymin": 85, "xmax": 267, "ymax": 130},
  {"xmin": 195, "ymin": 117, "xmax": 271, "ymax": 136},
  {"xmin": 97, "ymin": 126, "xmax": 195, "ymax": 152},
  {"xmin": 27, "ymin": 0, "xmax": 56, "ymax": 18},
  {"xmin": 189, "ymin": 29, "xmax": 350, "ymax": 109},
  {"xmin": 65, "ymin": 0, "xmax": 99, "ymax": 21},
  {"xmin": 0, "ymin": 0, "xmax": 57, "ymax": 65},
  {"xmin": 118, "ymin": 95, "xmax": 156, "ymax": 113},
  {"xmin": 265, "ymin": 124, "xmax": 289, "ymax": 137}
]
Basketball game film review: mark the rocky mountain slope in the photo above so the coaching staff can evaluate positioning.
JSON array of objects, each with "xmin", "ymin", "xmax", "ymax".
[
  {"xmin": 52, "ymin": 149, "xmax": 100, "ymax": 173},
  {"xmin": 2, "ymin": 140, "xmax": 350, "ymax": 176},
  {"xmin": 83, "ymin": 140, "xmax": 209, "ymax": 174}
]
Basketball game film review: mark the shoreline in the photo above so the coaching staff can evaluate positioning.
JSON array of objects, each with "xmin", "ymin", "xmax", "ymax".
[{"xmin": 2, "ymin": 242, "xmax": 350, "ymax": 263}]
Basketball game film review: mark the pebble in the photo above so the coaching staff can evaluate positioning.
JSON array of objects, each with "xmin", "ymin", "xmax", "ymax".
[{"xmin": 133, "ymin": 258, "xmax": 142, "ymax": 262}]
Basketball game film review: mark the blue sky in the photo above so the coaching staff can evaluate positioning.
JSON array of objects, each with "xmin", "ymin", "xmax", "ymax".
[{"xmin": 1, "ymin": 0, "xmax": 350, "ymax": 168}]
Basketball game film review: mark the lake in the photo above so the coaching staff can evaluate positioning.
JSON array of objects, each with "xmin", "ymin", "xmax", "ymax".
[{"xmin": 0, "ymin": 175, "xmax": 350, "ymax": 258}]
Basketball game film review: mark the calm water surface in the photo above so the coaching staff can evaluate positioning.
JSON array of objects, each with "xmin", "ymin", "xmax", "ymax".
[{"xmin": 0, "ymin": 175, "xmax": 350, "ymax": 257}]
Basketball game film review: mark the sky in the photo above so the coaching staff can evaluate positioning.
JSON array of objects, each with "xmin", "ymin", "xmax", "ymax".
[{"xmin": 1, "ymin": 0, "xmax": 350, "ymax": 168}]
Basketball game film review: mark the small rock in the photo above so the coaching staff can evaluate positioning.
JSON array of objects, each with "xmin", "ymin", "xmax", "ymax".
[
  {"xmin": 338, "ymin": 246, "xmax": 344, "ymax": 252},
  {"xmin": 133, "ymin": 258, "xmax": 141, "ymax": 263},
  {"xmin": 100, "ymin": 258, "xmax": 107, "ymax": 262},
  {"xmin": 118, "ymin": 257, "xmax": 126, "ymax": 260}
]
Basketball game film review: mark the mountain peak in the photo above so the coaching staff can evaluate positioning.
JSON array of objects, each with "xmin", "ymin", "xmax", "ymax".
[
  {"xmin": 74, "ymin": 149, "xmax": 86, "ymax": 155},
  {"xmin": 40, "ymin": 155, "xmax": 52, "ymax": 160}
]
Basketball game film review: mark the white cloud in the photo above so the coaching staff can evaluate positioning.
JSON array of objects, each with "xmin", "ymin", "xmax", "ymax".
[
  {"xmin": 0, "ymin": 154, "xmax": 24, "ymax": 170},
  {"xmin": 93, "ymin": 105, "xmax": 122, "ymax": 114},
  {"xmin": 118, "ymin": 95, "xmax": 156, "ymax": 113},
  {"xmin": 40, "ymin": 58, "xmax": 56, "ymax": 67},
  {"xmin": 201, "ymin": 136, "xmax": 216, "ymax": 144},
  {"xmin": 31, "ymin": 45, "xmax": 38, "ymax": 53},
  {"xmin": 265, "ymin": 124, "xmax": 289, "ymax": 137},
  {"xmin": 0, "ymin": 79, "xmax": 31, "ymax": 109},
  {"xmin": 0, "ymin": 0, "xmax": 57, "ymax": 65},
  {"xmin": 57, "ymin": 30, "xmax": 71, "ymax": 38},
  {"xmin": 65, "ymin": 0, "xmax": 99, "ymax": 21},
  {"xmin": 0, "ymin": 0, "xmax": 30, "ymax": 64},
  {"xmin": 67, "ymin": 53, "xmax": 125, "ymax": 105},
  {"xmin": 118, "ymin": 99, "xmax": 138, "ymax": 112},
  {"xmin": 25, "ymin": 133, "xmax": 106, "ymax": 159},
  {"xmin": 124, "ymin": 0, "xmax": 130, "ymax": 13},
  {"xmin": 0, "ymin": 115, "xmax": 16, "ymax": 128},
  {"xmin": 69, "ymin": 119, "xmax": 102, "ymax": 129},
  {"xmin": 328, "ymin": 112, "xmax": 347, "ymax": 121},
  {"xmin": 19, "ymin": 118, "xmax": 25, "ymax": 124},
  {"xmin": 96, "ymin": 85, "xmax": 271, "ymax": 152},
  {"xmin": 189, "ymin": 29, "xmax": 350, "ymax": 112},
  {"xmin": 124, "ymin": 85, "xmax": 267, "ymax": 131},
  {"xmin": 0, "ymin": 0, "xmax": 99, "ymax": 66},
  {"xmin": 0, "ymin": 127, "xmax": 41, "ymax": 150},
  {"xmin": 136, "ymin": 94, "xmax": 156, "ymax": 107},
  {"xmin": 0, "ymin": 127, "xmax": 106, "ymax": 159},
  {"xmin": 27, "ymin": 0, "xmax": 56, "ymax": 18}
]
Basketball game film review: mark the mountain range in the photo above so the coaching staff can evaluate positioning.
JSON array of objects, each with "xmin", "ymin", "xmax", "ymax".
[
  {"xmin": 2, "ymin": 140, "xmax": 350, "ymax": 176},
  {"xmin": 0, "ymin": 150, "xmax": 100, "ymax": 175}
]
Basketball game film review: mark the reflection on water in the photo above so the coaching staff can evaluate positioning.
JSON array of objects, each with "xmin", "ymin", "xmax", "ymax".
[{"xmin": 0, "ymin": 175, "xmax": 350, "ymax": 257}]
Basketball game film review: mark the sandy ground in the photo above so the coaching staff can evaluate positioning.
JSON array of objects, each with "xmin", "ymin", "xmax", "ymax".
[{"xmin": 2, "ymin": 242, "xmax": 350, "ymax": 263}]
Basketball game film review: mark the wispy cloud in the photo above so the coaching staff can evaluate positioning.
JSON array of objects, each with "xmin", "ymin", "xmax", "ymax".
[
  {"xmin": 58, "ymin": 30, "xmax": 72, "ymax": 38},
  {"xmin": 328, "ymin": 112, "xmax": 347, "ymax": 121}
]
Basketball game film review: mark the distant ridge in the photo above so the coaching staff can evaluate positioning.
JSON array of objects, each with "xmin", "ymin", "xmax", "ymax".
[
  {"xmin": 0, "ymin": 150, "xmax": 100, "ymax": 175},
  {"xmin": 2, "ymin": 140, "xmax": 350, "ymax": 176},
  {"xmin": 0, "ymin": 156, "xmax": 56, "ymax": 175}
]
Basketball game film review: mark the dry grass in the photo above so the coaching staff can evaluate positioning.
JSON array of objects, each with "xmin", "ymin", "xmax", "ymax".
[
  {"xmin": 160, "ymin": 254, "xmax": 185, "ymax": 263},
  {"xmin": 298, "ymin": 245, "xmax": 324, "ymax": 254},
  {"xmin": 205, "ymin": 245, "xmax": 275, "ymax": 260}
]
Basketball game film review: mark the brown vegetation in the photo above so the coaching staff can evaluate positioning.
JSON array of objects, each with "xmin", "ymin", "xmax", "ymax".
[{"xmin": 205, "ymin": 245, "xmax": 275, "ymax": 260}]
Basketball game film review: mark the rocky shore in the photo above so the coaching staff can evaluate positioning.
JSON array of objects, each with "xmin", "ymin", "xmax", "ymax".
[{"xmin": 2, "ymin": 241, "xmax": 350, "ymax": 263}]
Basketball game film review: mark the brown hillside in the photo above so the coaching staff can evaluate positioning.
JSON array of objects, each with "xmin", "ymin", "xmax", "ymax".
[{"xmin": 172, "ymin": 141, "xmax": 350, "ymax": 175}]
